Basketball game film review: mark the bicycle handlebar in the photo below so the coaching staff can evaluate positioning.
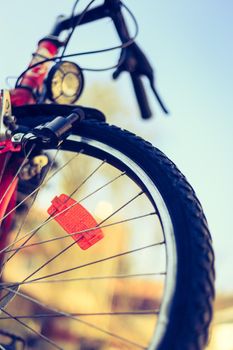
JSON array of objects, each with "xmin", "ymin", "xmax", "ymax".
[
  {"xmin": 49, "ymin": 0, "xmax": 168, "ymax": 118},
  {"xmin": 130, "ymin": 73, "xmax": 152, "ymax": 119}
]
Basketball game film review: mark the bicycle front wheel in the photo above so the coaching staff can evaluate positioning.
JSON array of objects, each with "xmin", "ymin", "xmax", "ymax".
[{"xmin": 0, "ymin": 118, "xmax": 214, "ymax": 350}]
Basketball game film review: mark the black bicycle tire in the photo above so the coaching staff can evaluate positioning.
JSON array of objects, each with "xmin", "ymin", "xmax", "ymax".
[
  {"xmin": 69, "ymin": 120, "xmax": 215, "ymax": 350},
  {"xmin": 15, "ymin": 116, "xmax": 215, "ymax": 350}
]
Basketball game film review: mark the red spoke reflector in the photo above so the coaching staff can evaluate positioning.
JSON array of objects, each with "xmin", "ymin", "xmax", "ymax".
[{"xmin": 47, "ymin": 194, "xmax": 104, "ymax": 250}]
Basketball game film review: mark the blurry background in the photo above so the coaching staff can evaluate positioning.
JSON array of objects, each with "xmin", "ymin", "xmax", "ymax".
[{"xmin": 0, "ymin": 1, "xmax": 232, "ymax": 349}]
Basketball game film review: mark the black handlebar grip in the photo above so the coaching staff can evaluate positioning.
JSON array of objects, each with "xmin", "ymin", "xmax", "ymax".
[{"xmin": 130, "ymin": 73, "xmax": 152, "ymax": 119}]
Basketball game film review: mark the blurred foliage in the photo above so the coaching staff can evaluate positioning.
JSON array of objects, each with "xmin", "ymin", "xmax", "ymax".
[{"xmin": 78, "ymin": 80, "xmax": 130, "ymax": 123}]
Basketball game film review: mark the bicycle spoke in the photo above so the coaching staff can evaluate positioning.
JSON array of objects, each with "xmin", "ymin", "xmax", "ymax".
[
  {"xmin": 0, "ymin": 272, "xmax": 165, "ymax": 286},
  {"xmin": 0, "ymin": 307, "xmax": 63, "ymax": 350},
  {"xmin": 4, "ymin": 212, "xmax": 156, "ymax": 253},
  {"xmin": 0, "ymin": 148, "xmax": 61, "ymax": 272},
  {"xmin": 0, "ymin": 310, "xmax": 159, "ymax": 320},
  {"xmin": 68, "ymin": 159, "xmax": 106, "ymax": 198},
  {"xmin": 0, "ymin": 285, "xmax": 18, "ymax": 308},
  {"xmin": 0, "ymin": 158, "xmax": 108, "ymax": 257},
  {"xmin": 5, "ymin": 194, "xmax": 37, "ymax": 253},
  {"xmin": 1, "ymin": 169, "xmax": 126, "ymax": 272},
  {"xmin": 3, "ymin": 286, "xmax": 146, "ymax": 349},
  {"xmin": 99, "ymin": 191, "xmax": 143, "ymax": 225},
  {"xmin": 0, "ymin": 149, "xmax": 82, "ymax": 224},
  {"xmin": 15, "ymin": 191, "xmax": 144, "ymax": 286},
  {"xmin": 10, "ymin": 242, "xmax": 164, "ymax": 287},
  {"xmin": 76, "ymin": 170, "xmax": 126, "ymax": 202},
  {"xmin": 0, "ymin": 271, "xmax": 166, "ymax": 300},
  {"xmin": 0, "ymin": 145, "xmax": 34, "ymax": 206}
]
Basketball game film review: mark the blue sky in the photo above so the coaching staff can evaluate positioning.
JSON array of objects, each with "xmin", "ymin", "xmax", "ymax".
[{"xmin": 0, "ymin": 0, "xmax": 232, "ymax": 292}]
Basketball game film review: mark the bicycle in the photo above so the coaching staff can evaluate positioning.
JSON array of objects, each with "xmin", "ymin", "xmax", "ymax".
[{"xmin": 0, "ymin": 1, "xmax": 215, "ymax": 349}]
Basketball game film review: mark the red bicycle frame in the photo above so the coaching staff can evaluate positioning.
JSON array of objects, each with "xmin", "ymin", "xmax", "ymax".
[
  {"xmin": 10, "ymin": 38, "xmax": 59, "ymax": 106},
  {"xmin": 0, "ymin": 37, "xmax": 59, "ymax": 254},
  {"xmin": 0, "ymin": 154, "xmax": 18, "ymax": 261}
]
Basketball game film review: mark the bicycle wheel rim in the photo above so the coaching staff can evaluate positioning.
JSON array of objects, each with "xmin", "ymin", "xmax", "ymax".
[
  {"xmin": 66, "ymin": 133, "xmax": 177, "ymax": 350},
  {"xmin": 0, "ymin": 124, "xmax": 177, "ymax": 350}
]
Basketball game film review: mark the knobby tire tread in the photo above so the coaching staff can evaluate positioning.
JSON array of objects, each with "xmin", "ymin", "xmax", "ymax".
[{"xmin": 74, "ymin": 120, "xmax": 215, "ymax": 350}]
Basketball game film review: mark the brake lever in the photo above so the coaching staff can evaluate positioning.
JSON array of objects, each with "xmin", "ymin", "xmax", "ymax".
[{"xmin": 113, "ymin": 42, "xmax": 169, "ymax": 114}]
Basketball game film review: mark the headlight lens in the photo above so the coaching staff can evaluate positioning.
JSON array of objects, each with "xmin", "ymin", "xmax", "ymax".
[{"xmin": 46, "ymin": 61, "xmax": 84, "ymax": 104}]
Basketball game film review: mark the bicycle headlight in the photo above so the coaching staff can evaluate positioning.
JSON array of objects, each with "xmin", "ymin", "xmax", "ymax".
[{"xmin": 46, "ymin": 61, "xmax": 84, "ymax": 104}]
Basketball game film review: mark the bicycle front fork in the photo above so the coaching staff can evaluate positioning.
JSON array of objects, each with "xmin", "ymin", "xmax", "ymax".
[{"xmin": 0, "ymin": 154, "xmax": 18, "ymax": 255}]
